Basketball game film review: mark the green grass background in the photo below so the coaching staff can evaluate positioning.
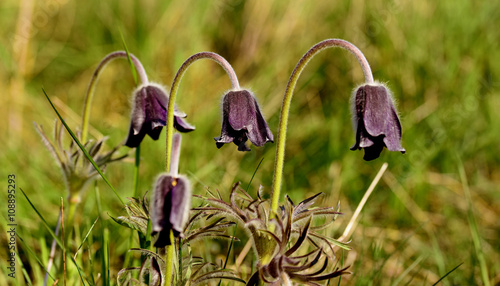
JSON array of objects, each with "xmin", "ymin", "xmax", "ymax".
[{"xmin": 1, "ymin": 0, "xmax": 499, "ymax": 285}]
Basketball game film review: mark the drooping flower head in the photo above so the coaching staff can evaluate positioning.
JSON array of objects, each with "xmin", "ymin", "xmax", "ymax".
[
  {"xmin": 125, "ymin": 83, "xmax": 194, "ymax": 148},
  {"xmin": 214, "ymin": 89, "xmax": 274, "ymax": 151},
  {"xmin": 151, "ymin": 173, "xmax": 191, "ymax": 247},
  {"xmin": 350, "ymin": 83, "xmax": 405, "ymax": 161}
]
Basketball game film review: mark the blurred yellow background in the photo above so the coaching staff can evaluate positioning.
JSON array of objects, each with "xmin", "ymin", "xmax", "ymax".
[{"xmin": 1, "ymin": 0, "xmax": 499, "ymax": 284}]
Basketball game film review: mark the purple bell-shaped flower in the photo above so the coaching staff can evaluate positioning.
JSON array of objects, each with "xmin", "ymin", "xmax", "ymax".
[
  {"xmin": 215, "ymin": 90, "xmax": 274, "ymax": 151},
  {"xmin": 125, "ymin": 83, "xmax": 194, "ymax": 148},
  {"xmin": 350, "ymin": 83, "xmax": 405, "ymax": 160}
]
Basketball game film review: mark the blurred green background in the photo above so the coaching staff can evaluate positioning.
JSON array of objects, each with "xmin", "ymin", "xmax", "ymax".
[{"xmin": 1, "ymin": 0, "xmax": 499, "ymax": 285}]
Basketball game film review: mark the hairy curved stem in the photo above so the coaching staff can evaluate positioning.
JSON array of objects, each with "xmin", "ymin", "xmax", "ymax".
[
  {"xmin": 270, "ymin": 39, "xmax": 374, "ymax": 213},
  {"xmin": 165, "ymin": 52, "xmax": 239, "ymax": 172},
  {"xmin": 81, "ymin": 51, "xmax": 149, "ymax": 142},
  {"xmin": 163, "ymin": 52, "xmax": 238, "ymax": 286}
]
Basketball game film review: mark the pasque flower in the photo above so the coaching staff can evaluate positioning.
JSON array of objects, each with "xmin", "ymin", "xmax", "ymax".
[
  {"xmin": 151, "ymin": 174, "xmax": 191, "ymax": 247},
  {"xmin": 214, "ymin": 90, "xmax": 274, "ymax": 151},
  {"xmin": 350, "ymin": 83, "xmax": 405, "ymax": 161},
  {"xmin": 125, "ymin": 83, "xmax": 194, "ymax": 148}
]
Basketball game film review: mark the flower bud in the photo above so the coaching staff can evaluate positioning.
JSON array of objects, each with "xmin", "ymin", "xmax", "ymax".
[
  {"xmin": 350, "ymin": 83, "xmax": 405, "ymax": 160},
  {"xmin": 125, "ymin": 83, "xmax": 194, "ymax": 148},
  {"xmin": 151, "ymin": 174, "xmax": 191, "ymax": 247},
  {"xmin": 214, "ymin": 90, "xmax": 274, "ymax": 151}
]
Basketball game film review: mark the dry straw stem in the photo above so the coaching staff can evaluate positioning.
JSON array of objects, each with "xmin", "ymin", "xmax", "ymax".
[
  {"xmin": 233, "ymin": 239, "xmax": 253, "ymax": 270},
  {"xmin": 43, "ymin": 212, "xmax": 61, "ymax": 286},
  {"xmin": 339, "ymin": 162, "xmax": 388, "ymax": 243}
]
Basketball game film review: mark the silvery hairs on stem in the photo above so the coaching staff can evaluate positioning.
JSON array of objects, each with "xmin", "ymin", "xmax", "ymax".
[
  {"xmin": 164, "ymin": 51, "xmax": 274, "ymax": 172},
  {"xmin": 271, "ymin": 38, "xmax": 405, "ymax": 213},
  {"xmin": 80, "ymin": 50, "xmax": 194, "ymax": 149}
]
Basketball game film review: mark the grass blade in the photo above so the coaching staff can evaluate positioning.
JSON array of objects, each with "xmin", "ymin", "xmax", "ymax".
[
  {"xmin": 19, "ymin": 188, "xmax": 63, "ymax": 249},
  {"xmin": 17, "ymin": 234, "xmax": 55, "ymax": 282},
  {"xmin": 74, "ymin": 217, "xmax": 100, "ymax": 260},
  {"xmin": 432, "ymin": 262, "xmax": 463, "ymax": 286},
  {"xmin": 246, "ymin": 157, "xmax": 264, "ymax": 192},
  {"xmin": 119, "ymin": 29, "xmax": 138, "ymax": 85},
  {"xmin": 218, "ymin": 223, "xmax": 238, "ymax": 286},
  {"xmin": 458, "ymin": 161, "xmax": 491, "ymax": 286},
  {"xmin": 391, "ymin": 255, "xmax": 424, "ymax": 286},
  {"xmin": 20, "ymin": 188, "xmax": 87, "ymax": 284},
  {"xmin": 42, "ymin": 88, "xmax": 125, "ymax": 205},
  {"xmin": 94, "ymin": 182, "xmax": 109, "ymax": 286}
]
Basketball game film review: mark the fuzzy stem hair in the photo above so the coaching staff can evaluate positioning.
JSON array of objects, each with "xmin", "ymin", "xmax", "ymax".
[
  {"xmin": 271, "ymin": 39, "xmax": 374, "ymax": 213},
  {"xmin": 81, "ymin": 51, "xmax": 149, "ymax": 142},
  {"xmin": 165, "ymin": 52, "xmax": 240, "ymax": 173}
]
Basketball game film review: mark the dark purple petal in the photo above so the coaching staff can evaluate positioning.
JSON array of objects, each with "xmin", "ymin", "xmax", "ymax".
[
  {"xmin": 361, "ymin": 138, "xmax": 384, "ymax": 161},
  {"xmin": 383, "ymin": 106, "xmax": 405, "ymax": 152},
  {"xmin": 174, "ymin": 117, "xmax": 195, "ymax": 133},
  {"xmin": 246, "ymin": 100, "xmax": 274, "ymax": 147},
  {"xmin": 349, "ymin": 120, "xmax": 362, "ymax": 151},
  {"xmin": 124, "ymin": 84, "xmax": 195, "ymax": 148},
  {"xmin": 149, "ymin": 84, "xmax": 169, "ymax": 109},
  {"xmin": 169, "ymin": 177, "xmax": 190, "ymax": 234},
  {"xmin": 151, "ymin": 174, "xmax": 191, "ymax": 247},
  {"xmin": 362, "ymin": 85, "xmax": 405, "ymax": 153},
  {"xmin": 215, "ymin": 118, "xmax": 235, "ymax": 147},
  {"xmin": 227, "ymin": 91, "xmax": 255, "ymax": 131},
  {"xmin": 146, "ymin": 93, "xmax": 167, "ymax": 127},
  {"xmin": 124, "ymin": 87, "xmax": 164, "ymax": 148},
  {"xmin": 148, "ymin": 125, "xmax": 163, "ymax": 140},
  {"xmin": 350, "ymin": 83, "xmax": 405, "ymax": 160},
  {"xmin": 130, "ymin": 88, "xmax": 147, "ymax": 135},
  {"xmin": 124, "ymin": 123, "xmax": 147, "ymax": 148},
  {"xmin": 215, "ymin": 90, "xmax": 273, "ymax": 151},
  {"xmin": 361, "ymin": 85, "xmax": 389, "ymax": 138},
  {"xmin": 215, "ymin": 118, "xmax": 251, "ymax": 151}
]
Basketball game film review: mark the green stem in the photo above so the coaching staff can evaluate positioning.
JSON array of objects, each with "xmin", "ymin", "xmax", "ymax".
[
  {"xmin": 94, "ymin": 182, "xmax": 110, "ymax": 286},
  {"xmin": 81, "ymin": 51, "xmax": 149, "ymax": 143},
  {"xmin": 165, "ymin": 230, "xmax": 175, "ymax": 285},
  {"xmin": 124, "ymin": 147, "xmax": 140, "ymax": 267},
  {"xmin": 133, "ymin": 145, "xmax": 141, "ymax": 197},
  {"xmin": 163, "ymin": 52, "xmax": 238, "ymax": 285},
  {"xmin": 165, "ymin": 52, "xmax": 239, "ymax": 173},
  {"xmin": 178, "ymin": 238, "xmax": 183, "ymax": 282},
  {"xmin": 66, "ymin": 197, "xmax": 78, "ymax": 229},
  {"xmin": 270, "ymin": 39, "xmax": 374, "ymax": 213}
]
